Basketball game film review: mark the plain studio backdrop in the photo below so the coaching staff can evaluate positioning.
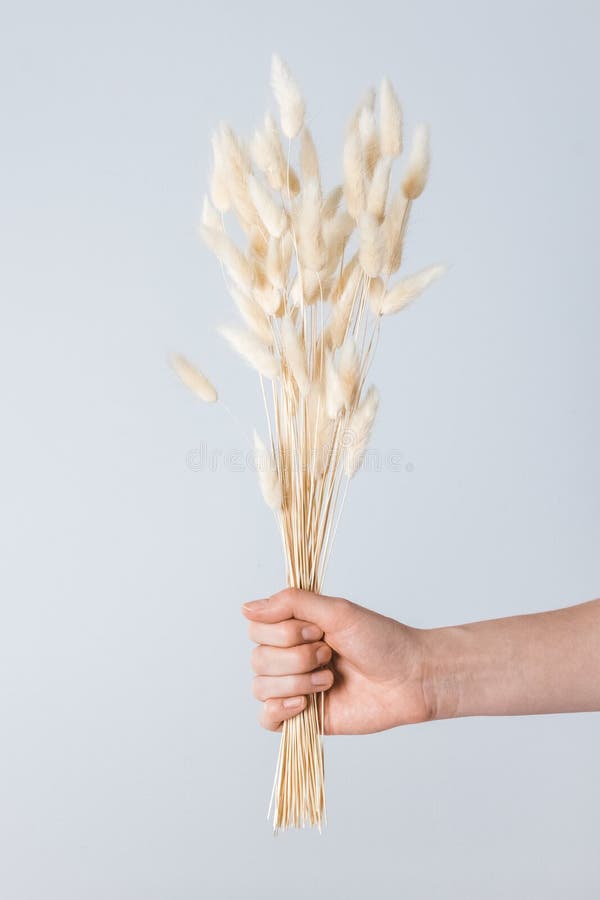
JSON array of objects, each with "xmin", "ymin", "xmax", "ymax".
[{"xmin": 2, "ymin": 1, "xmax": 599, "ymax": 897}]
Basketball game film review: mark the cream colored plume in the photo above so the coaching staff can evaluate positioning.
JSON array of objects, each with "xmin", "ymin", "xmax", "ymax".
[
  {"xmin": 228, "ymin": 284, "xmax": 273, "ymax": 346},
  {"xmin": 347, "ymin": 86, "xmax": 376, "ymax": 134},
  {"xmin": 325, "ymin": 350, "xmax": 345, "ymax": 419},
  {"xmin": 264, "ymin": 112, "xmax": 301, "ymax": 194},
  {"xmin": 322, "ymin": 185, "xmax": 343, "ymax": 219},
  {"xmin": 271, "ymin": 54, "xmax": 305, "ymax": 140},
  {"xmin": 327, "ymin": 263, "xmax": 361, "ymax": 348},
  {"xmin": 209, "ymin": 129, "xmax": 230, "ymax": 213},
  {"xmin": 380, "ymin": 264, "xmax": 446, "ymax": 315},
  {"xmin": 382, "ymin": 188, "xmax": 408, "ymax": 276},
  {"xmin": 215, "ymin": 123, "xmax": 256, "ymax": 228},
  {"xmin": 250, "ymin": 120, "xmax": 286, "ymax": 191},
  {"xmin": 202, "ymin": 195, "xmax": 222, "ymax": 231},
  {"xmin": 358, "ymin": 106, "xmax": 380, "ymax": 176},
  {"xmin": 253, "ymin": 430, "xmax": 282, "ymax": 510},
  {"xmin": 379, "ymin": 77, "xmax": 403, "ymax": 157},
  {"xmin": 297, "ymin": 178, "xmax": 325, "ymax": 271},
  {"xmin": 300, "ymin": 127, "xmax": 321, "ymax": 190},
  {"xmin": 337, "ymin": 337, "xmax": 360, "ymax": 409},
  {"xmin": 367, "ymin": 277, "xmax": 385, "ymax": 314},
  {"xmin": 265, "ymin": 232, "xmax": 292, "ymax": 289},
  {"xmin": 359, "ymin": 212, "xmax": 383, "ymax": 277},
  {"xmin": 200, "ymin": 225, "xmax": 252, "ymax": 290},
  {"xmin": 219, "ymin": 325, "xmax": 280, "ymax": 379},
  {"xmin": 344, "ymin": 385, "xmax": 379, "ymax": 477},
  {"xmin": 402, "ymin": 124, "xmax": 430, "ymax": 199},
  {"xmin": 280, "ymin": 316, "xmax": 310, "ymax": 396},
  {"xmin": 171, "ymin": 354, "xmax": 218, "ymax": 403},
  {"xmin": 367, "ymin": 156, "xmax": 392, "ymax": 222},
  {"xmin": 248, "ymin": 174, "xmax": 287, "ymax": 237},
  {"xmin": 343, "ymin": 129, "xmax": 366, "ymax": 220}
]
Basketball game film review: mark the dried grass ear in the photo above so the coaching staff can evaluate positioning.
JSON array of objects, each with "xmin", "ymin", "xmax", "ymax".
[
  {"xmin": 402, "ymin": 123, "xmax": 430, "ymax": 199},
  {"xmin": 170, "ymin": 354, "xmax": 218, "ymax": 403},
  {"xmin": 379, "ymin": 76, "xmax": 403, "ymax": 158},
  {"xmin": 271, "ymin": 53, "xmax": 305, "ymax": 140},
  {"xmin": 253, "ymin": 430, "xmax": 282, "ymax": 510},
  {"xmin": 381, "ymin": 264, "xmax": 446, "ymax": 315},
  {"xmin": 218, "ymin": 324, "xmax": 279, "ymax": 379}
]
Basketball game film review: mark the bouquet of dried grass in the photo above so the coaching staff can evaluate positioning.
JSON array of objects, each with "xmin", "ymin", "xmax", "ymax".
[{"xmin": 173, "ymin": 54, "xmax": 444, "ymax": 831}]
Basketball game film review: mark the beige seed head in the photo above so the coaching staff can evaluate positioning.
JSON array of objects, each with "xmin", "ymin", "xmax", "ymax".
[
  {"xmin": 327, "ymin": 263, "xmax": 361, "ymax": 348},
  {"xmin": 250, "ymin": 122, "xmax": 286, "ymax": 191},
  {"xmin": 300, "ymin": 127, "xmax": 321, "ymax": 191},
  {"xmin": 202, "ymin": 195, "xmax": 222, "ymax": 231},
  {"xmin": 322, "ymin": 210, "xmax": 355, "ymax": 276},
  {"xmin": 219, "ymin": 324, "xmax": 280, "ymax": 379},
  {"xmin": 248, "ymin": 173, "xmax": 287, "ymax": 237},
  {"xmin": 199, "ymin": 225, "xmax": 253, "ymax": 291},
  {"xmin": 343, "ymin": 128, "xmax": 366, "ymax": 220},
  {"xmin": 358, "ymin": 211, "xmax": 383, "ymax": 277},
  {"xmin": 280, "ymin": 316, "xmax": 310, "ymax": 396},
  {"xmin": 358, "ymin": 106, "xmax": 380, "ymax": 177},
  {"xmin": 347, "ymin": 87, "xmax": 376, "ymax": 135},
  {"xmin": 402, "ymin": 124, "xmax": 430, "ymax": 200},
  {"xmin": 322, "ymin": 185, "xmax": 344, "ymax": 220},
  {"xmin": 367, "ymin": 156, "xmax": 392, "ymax": 223},
  {"xmin": 381, "ymin": 264, "xmax": 446, "ymax": 316},
  {"xmin": 344, "ymin": 385, "xmax": 379, "ymax": 477},
  {"xmin": 253, "ymin": 430, "xmax": 282, "ymax": 510},
  {"xmin": 271, "ymin": 53, "xmax": 306, "ymax": 140},
  {"xmin": 337, "ymin": 337, "xmax": 360, "ymax": 409},
  {"xmin": 367, "ymin": 277, "xmax": 386, "ymax": 315},
  {"xmin": 380, "ymin": 77, "xmax": 403, "ymax": 158},
  {"xmin": 209, "ymin": 129, "xmax": 230, "ymax": 213},
  {"xmin": 324, "ymin": 350, "xmax": 345, "ymax": 419},
  {"xmin": 171, "ymin": 354, "xmax": 218, "ymax": 403},
  {"xmin": 298, "ymin": 178, "xmax": 325, "ymax": 271},
  {"xmin": 382, "ymin": 188, "xmax": 408, "ymax": 276},
  {"xmin": 228, "ymin": 284, "xmax": 273, "ymax": 346},
  {"xmin": 263, "ymin": 112, "xmax": 301, "ymax": 195}
]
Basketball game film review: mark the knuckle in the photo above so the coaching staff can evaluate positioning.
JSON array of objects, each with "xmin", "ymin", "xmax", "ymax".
[
  {"xmin": 251, "ymin": 676, "xmax": 265, "ymax": 700},
  {"xmin": 278, "ymin": 587, "xmax": 300, "ymax": 605},
  {"xmin": 283, "ymin": 620, "xmax": 301, "ymax": 646}
]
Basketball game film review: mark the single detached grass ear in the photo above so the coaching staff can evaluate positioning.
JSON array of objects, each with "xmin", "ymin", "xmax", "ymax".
[
  {"xmin": 171, "ymin": 354, "xmax": 218, "ymax": 403},
  {"xmin": 188, "ymin": 52, "xmax": 445, "ymax": 832}
]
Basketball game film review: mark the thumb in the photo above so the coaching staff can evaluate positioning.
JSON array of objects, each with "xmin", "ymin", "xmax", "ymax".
[{"xmin": 242, "ymin": 587, "xmax": 350, "ymax": 633}]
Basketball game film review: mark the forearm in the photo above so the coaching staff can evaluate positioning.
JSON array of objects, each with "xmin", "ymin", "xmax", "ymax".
[{"xmin": 422, "ymin": 599, "xmax": 600, "ymax": 720}]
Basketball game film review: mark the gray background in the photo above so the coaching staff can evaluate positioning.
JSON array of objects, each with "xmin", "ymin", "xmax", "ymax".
[{"xmin": 2, "ymin": 0, "xmax": 599, "ymax": 897}]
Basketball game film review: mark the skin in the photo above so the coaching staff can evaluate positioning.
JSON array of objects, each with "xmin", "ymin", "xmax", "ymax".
[{"xmin": 242, "ymin": 589, "xmax": 600, "ymax": 733}]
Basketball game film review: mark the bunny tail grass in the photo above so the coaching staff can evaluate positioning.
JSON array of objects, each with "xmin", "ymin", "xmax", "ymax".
[{"xmin": 190, "ymin": 51, "xmax": 444, "ymax": 833}]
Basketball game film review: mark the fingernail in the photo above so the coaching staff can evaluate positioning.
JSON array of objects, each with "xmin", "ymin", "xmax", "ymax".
[
  {"xmin": 242, "ymin": 598, "xmax": 269, "ymax": 611},
  {"xmin": 316, "ymin": 645, "xmax": 331, "ymax": 664},
  {"xmin": 311, "ymin": 670, "xmax": 332, "ymax": 686},
  {"xmin": 302, "ymin": 625, "xmax": 322, "ymax": 641},
  {"xmin": 283, "ymin": 696, "xmax": 304, "ymax": 709}
]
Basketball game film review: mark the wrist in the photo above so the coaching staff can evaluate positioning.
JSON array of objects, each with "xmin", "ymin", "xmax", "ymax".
[{"xmin": 419, "ymin": 625, "xmax": 467, "ymax": 721}]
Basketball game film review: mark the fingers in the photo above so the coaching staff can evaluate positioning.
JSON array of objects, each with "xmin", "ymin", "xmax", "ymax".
[
  {"xmin": 247, "ymin": 618, "xmax": 323, "ymax": 648},
  {"xmin": 252, "ymin": 668, "xmax": 334, "ymax": 702},
  {"xmin": 251, "ymin": 640, "xmax": 332, "ymax": 676},
  {"xmin": 260, "ymin": 696, "xmax": 307, "ymax": 732},
  {"xmin": 242, "ymin": 587, "xmax": 350, "ymax": 632}
]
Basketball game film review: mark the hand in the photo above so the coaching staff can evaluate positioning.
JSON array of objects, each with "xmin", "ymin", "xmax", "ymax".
[{"xmin": 242, "ymin": 588, "xmax": 431, "ymax": 734}]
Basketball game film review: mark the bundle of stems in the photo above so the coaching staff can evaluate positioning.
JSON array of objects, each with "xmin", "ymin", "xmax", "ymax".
[{"xmin": 174, "ymin": 54, "xmax": 444, "ymax": 831}]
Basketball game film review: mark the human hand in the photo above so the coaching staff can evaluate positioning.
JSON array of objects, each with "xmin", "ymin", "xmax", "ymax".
[{"xmin": 242, "ymin": 588, "xmax": 431, "ymax": 734}]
